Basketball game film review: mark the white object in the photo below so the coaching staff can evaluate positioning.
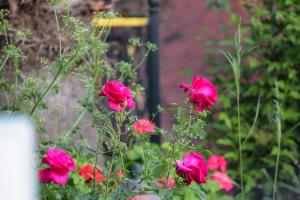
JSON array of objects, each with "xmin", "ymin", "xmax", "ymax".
[{"xmin": 0, "ymin": 116, "xmax": 37, "ymax": 200}]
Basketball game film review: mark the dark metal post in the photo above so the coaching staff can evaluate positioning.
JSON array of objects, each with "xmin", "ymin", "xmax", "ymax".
[{"xmin": 147, "ymin": 0, "xmax": 161, "ymax": 144}]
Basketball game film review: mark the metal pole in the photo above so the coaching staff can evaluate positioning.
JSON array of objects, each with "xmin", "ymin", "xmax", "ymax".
[{"xmin": 147, "ymin": 0, "xmax": 161, "ymax": 144}]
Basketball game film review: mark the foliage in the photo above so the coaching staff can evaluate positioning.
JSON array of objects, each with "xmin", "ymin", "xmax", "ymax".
[
  {"xmin": 0, "ymin": 3, "xmax": 228, "ymax": 200},
  {"xmin": 204, "ymin": 0, "xmax": 300, "ymax": 199}
]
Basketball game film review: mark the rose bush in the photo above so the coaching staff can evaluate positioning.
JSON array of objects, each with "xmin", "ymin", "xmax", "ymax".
[{"xmin": 0, "ymin": 4, "xmax": 239, "ymax": 200}]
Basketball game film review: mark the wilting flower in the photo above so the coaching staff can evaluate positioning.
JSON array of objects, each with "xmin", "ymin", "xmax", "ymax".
[
  {"xmin": 99, "ymin": 80, "xmax": 135, "ymax": 112},
  {"xmin": 133, "ymin": 118, "xmax": 156, "ymax": 134},
  {"xmin": 175, "ymin": 152, "xmax": 208, "ymax": 185},
  {"xmin": 39, "ymin": 149, "xmax": 76, "ymax": 185},
  {"xmin": 79, "ymin": 163, "xmax": 105, "ymax": 183},
  {"xmin": 211, "ymin": 171, "xmax": 234, "ymax": 192},
  {"xmin": 207, "ymin": 154, "xmax": 227, "ymax": 172},
  {"xmin": 180, "ymin": 75, "xmax": 218, "ymax": 112},
  {"xmin": 156, "ymin": 177, "xmax": 175, "ymax": 190}
]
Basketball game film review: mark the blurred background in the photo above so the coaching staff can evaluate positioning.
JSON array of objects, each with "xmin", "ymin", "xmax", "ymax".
[{"xmin": 0, "ymin": 0, "xmax": 246, "ymax": 130}]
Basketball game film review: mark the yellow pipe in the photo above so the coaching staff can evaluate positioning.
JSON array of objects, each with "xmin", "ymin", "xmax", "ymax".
[{"xmin": 92, "ymin": 17, "xmax": 149, "ymax": 27}]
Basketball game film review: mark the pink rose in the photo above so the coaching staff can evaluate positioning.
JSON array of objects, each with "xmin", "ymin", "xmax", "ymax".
[
  {"xmin": 175, "ymin": 152, "xmax": 208, "ymax": 185},
  {"xmin": 42, "ymin": 149, "xmax": 76, "ymax": 171},
  {"xmin": 39, "ymin": 149, "xmax": 76, "ymax": 185},
  {"xmin": 156, "ymin": 177, "xmax": 175, "ymax": 190},
  {"xmin": 180, "ymin": 75, "xmax": 218, "ymax": 112},
  {"xmin": 207, "ymin": 154, "xmax": 227, "ymax": 172},
  {"xmin": 127, "ymin": 198, "xmax": 140, "ymax": 200},
  {"xmin": 211, "ymin": 171, "xmax": 234, "ymax": 192},
  {"xmin": 39, "ymin": 168, "xmax": 69, "ymax": 185},
  {"xmin": 133, "ymin": 118, "xmax": 156, "ymax": 134},
  {"xmin": 99, "ymin": 80, "xmax": 135, "ymax": 112}
]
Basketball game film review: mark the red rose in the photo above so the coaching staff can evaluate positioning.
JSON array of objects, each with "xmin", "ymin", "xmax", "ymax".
[
  {"xmin": 180, "ymin": 75, "xmax": 218, "ymax": 112},
  {"xmin": 211, "ymin": 171, "xmax": 234, "ymax": 192},
  {"xmin": 39, "ymin": 149, "xmax": 76, "ymax": 185},
  {"xmin": 133, "ymin": 118, "xmax": 156, "ymax": 134},
  {"xmin": 156, "ymin": 177, "xmax": 175, "ymax": 190},
  {"xmin": 79, "ymin": 163, "xmax": 105, "ymax": 183},
  {"xmin": 208, "ymin": 154, "xmax": 227, "ymax": 172},
  {"xmin": 175, "ymin": 152, "xmax": 208, "ymax": 185},
  {"xmin": 99, "ymin": 80, "xmax": 135, "ymax": 112}
]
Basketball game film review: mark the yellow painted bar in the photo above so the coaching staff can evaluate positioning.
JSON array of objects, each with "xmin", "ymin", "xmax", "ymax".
[{"xmin": 92, "ymin": 17, "xmax": 149, "ymax": 27}]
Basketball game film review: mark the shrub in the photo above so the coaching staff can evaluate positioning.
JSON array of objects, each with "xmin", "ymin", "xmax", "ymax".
[
  {"xmin": 204, "ymin": 1, "xmax": 300, "ymax": 198},
  {"xmin": 0, "ymin": 3, "xmax": 232, "ymax": 200}
]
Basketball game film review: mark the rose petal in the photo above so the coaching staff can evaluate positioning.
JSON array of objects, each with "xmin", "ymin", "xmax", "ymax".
[{"xmin": 38, "ymin": 168, "xmax": 52, "ymax": 184}]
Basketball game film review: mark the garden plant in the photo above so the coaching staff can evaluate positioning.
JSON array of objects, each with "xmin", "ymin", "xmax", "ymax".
[
  {"xmin": 0, "ymin": 0, "xmax": 295, "ymax": 200},
  {"xmin": 204, "ymin": 0, "xmax": 300, "ymax": 199}
]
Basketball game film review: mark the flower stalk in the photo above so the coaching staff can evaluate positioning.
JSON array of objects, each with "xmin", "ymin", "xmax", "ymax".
[
  {"xmin": 221, "ymin": 23, "xmax": 244, "ymax": 199},
  {"xmin": 272, "ymin": 80, "xmax": 282, "ymax": 200}
]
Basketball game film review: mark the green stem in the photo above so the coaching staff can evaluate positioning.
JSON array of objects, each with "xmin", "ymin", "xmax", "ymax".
[
  {"xmin": 141, "ymin": 144, "xmax": 148, "ymax": 176},
  {"xmin": 105, "ymin": 138, "xmax": 117, "ymax": 198},
  {"xmin": 30, "ymin": 66, "xmax": 63, "ymax": 115},
  {"xmin": 133, "ymin": 49, "xmax": 150, "ymax": 71},
  {"xmin": 53, "ymin": 7, "xmax": 62, "ymax": 58},
  {"xmin": 61, "ymin": 108, "xmax": 87, "ymax": 141},
  {"xmin": 237, "ymin": 87, "xmax": 244, "ymax": 199},
  {"xmin": 30, "ymin": 53, "xmax": 77, "ymax": 115},
  {"xmin": 234, "ymin": 23, "xmax": 244, "ymax": 199},
  {"xmin": 0, "ymin": 55, "xmax": 9, "ymax": 73},
  {"xmin": 104, "ymin": 112, "xmax": 125, "ymax": 198},
  {"xmin": 0, "ymin": 14, "xmax": 9, "ymax": 43},
  {"xmin": 273, "ymin": 140, "xmax": 281, "ymax": 199},
  {"xmin": 117, "ymin": 111, "xmax": 126, "ymax": 171},
  {"xmin": 273, "ymin": 80, "xmax": 282, "ymax": 200},
  {"xmin": 166, "ymin": 141, "xmax": 175, "ymax": 183},
  {"xmin": 31, "ymin": 6, "xmax": 63, "ymax": 115},
  {"xmin": 93, "ymin": 136, "xmax": 102, "ymax": 198},
  {"xmin": 12, "ymin": 60, "xmax": 19, "ymax": 111}
]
